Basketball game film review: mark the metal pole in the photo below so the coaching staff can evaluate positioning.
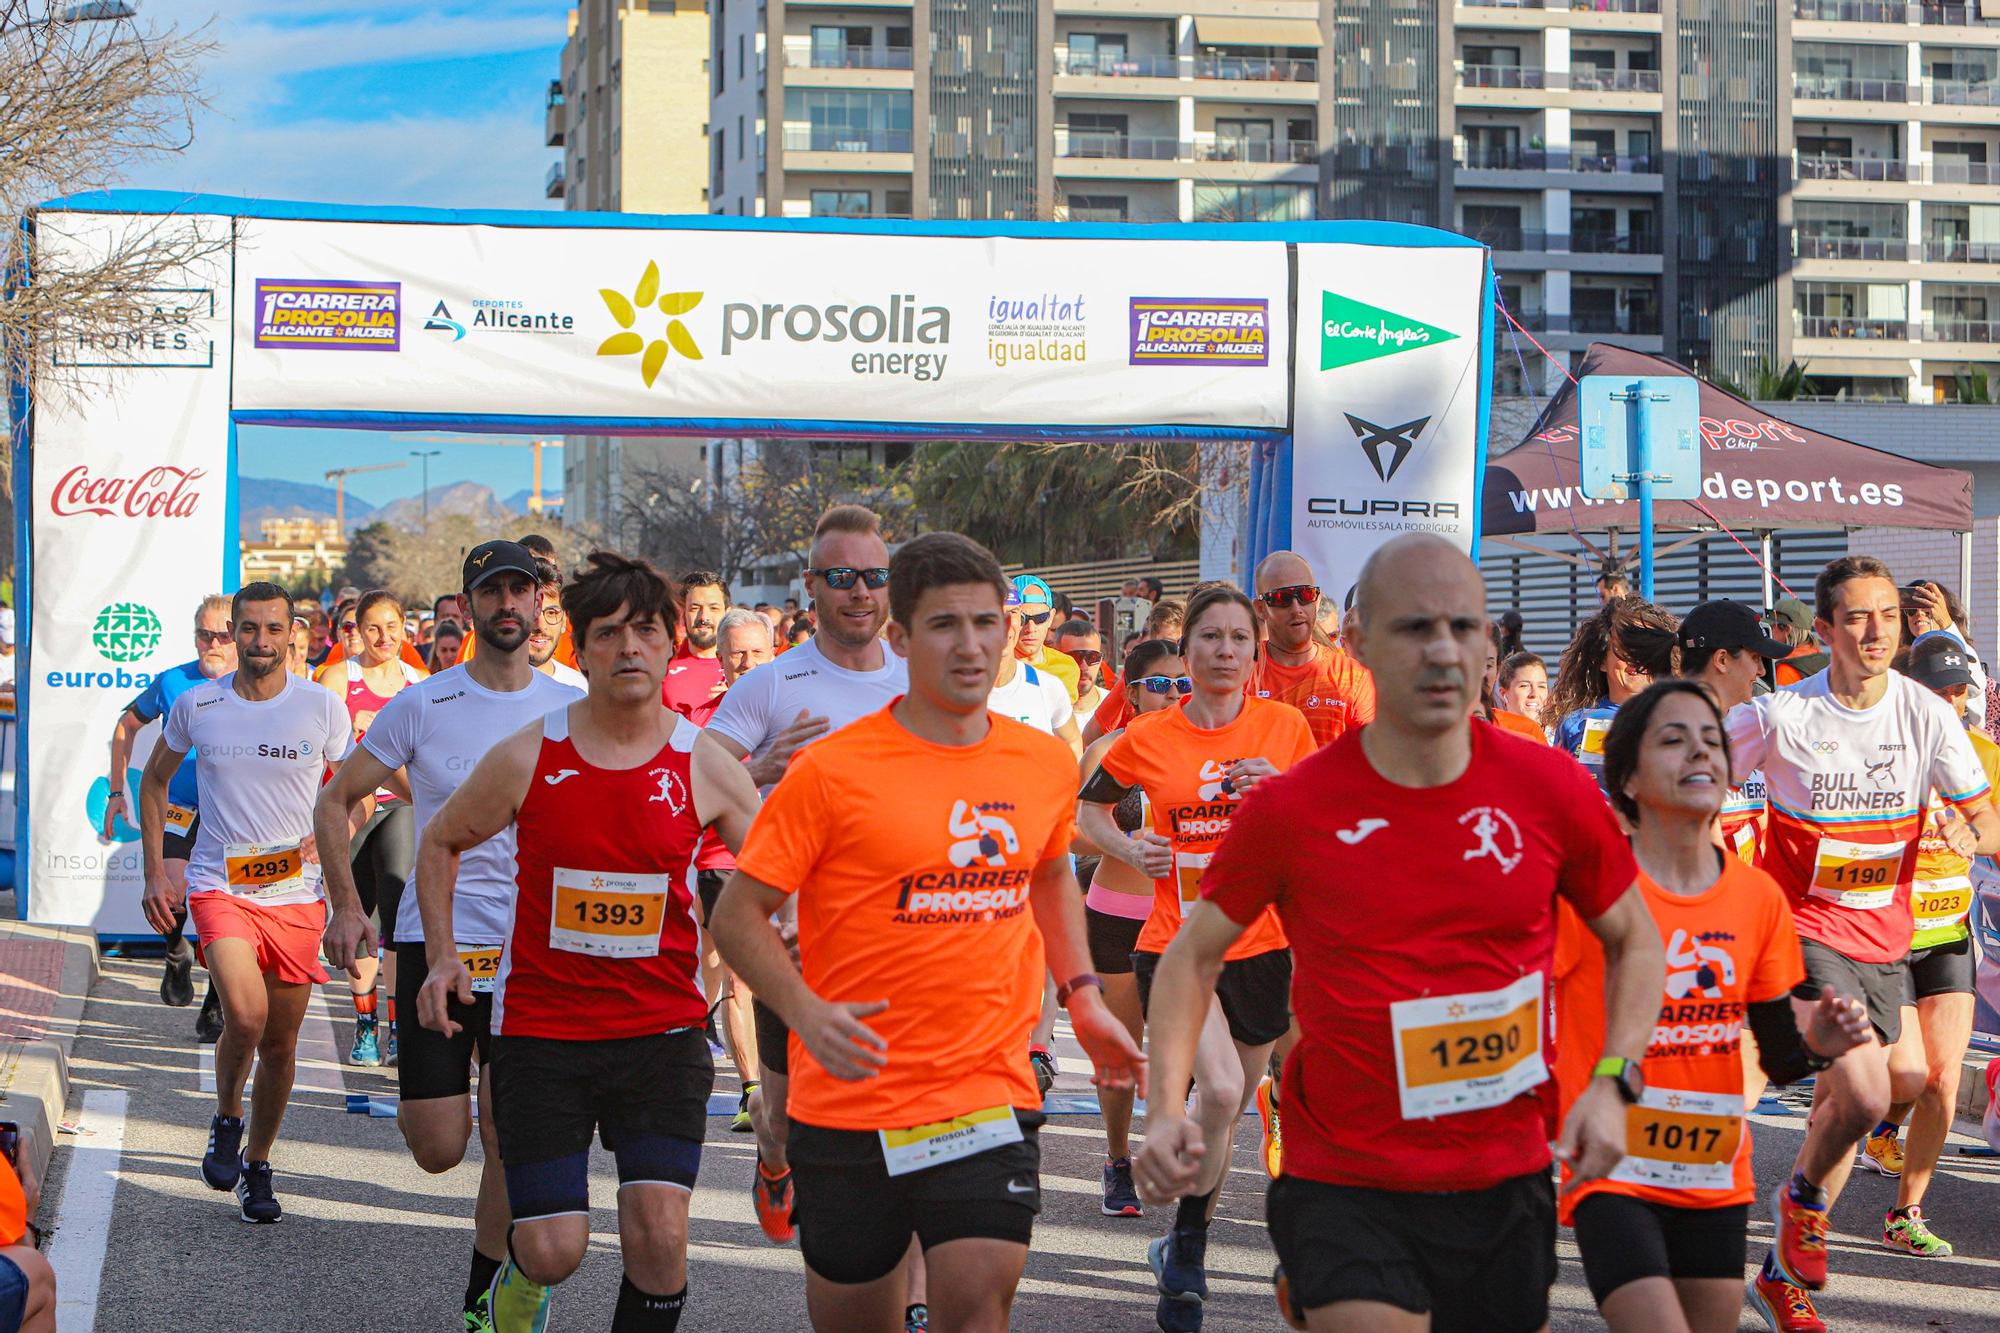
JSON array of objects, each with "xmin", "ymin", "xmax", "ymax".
[
  {"xmin": 1759, "ymin": 530, "xmax": 1775, "ymax": 611},
  {"xmin": 1961, "ymin": 529, "xmax": 1975, "ymax": 653},
  {"xmin": 1632, "ymin": 385, "xmax": 1656, "ymax": 601}
]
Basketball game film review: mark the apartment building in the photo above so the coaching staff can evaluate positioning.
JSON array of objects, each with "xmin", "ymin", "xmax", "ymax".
[{"xmin": 546, "ymin": 0, "xmax": 714, "ymax": 535}]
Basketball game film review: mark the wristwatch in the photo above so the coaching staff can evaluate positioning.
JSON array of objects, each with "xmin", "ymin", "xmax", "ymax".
[
  {"xmin": 1591, "ymin": 1056, "xmax": 1646, "ymax": 1105},
  {"xmin": 1056, "ymin": 973, "xmax": 1103, "ymax": 1007}
]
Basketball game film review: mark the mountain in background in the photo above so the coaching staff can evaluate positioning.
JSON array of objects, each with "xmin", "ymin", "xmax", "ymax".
[
  {"xmin": 371, "ymin": 481, "xmax": 522, "ymax": 533},
  {"xmin": 238, "ymin": 478, "xmax": 376, "ymax": 540}
]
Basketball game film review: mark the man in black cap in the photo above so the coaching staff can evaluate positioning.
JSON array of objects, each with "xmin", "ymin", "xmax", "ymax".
[
  {"xmin": 1680, "ymin": 600, "xmax": 1793, "ymax": 866},
  {"xmin": 1770, "ymin": 597, "xmax": 1830, "ymax": 687},
  {"xmin": 317, "ymin": 539, "xmax": 585, "ymax": 1331}
]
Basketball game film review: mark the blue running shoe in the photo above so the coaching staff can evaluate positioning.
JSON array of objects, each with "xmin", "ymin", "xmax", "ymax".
[
  {"xmin": 235, "ymin": 1157, "xmax": 282, "ymax": 1223},
  {"xmin": 1149, "ymin": 1228, "xmax": 1208, "ymax": 1331},
  {"xmin": 384, "ymin": 1022, "xmax": 398, "ymax": 1067},
  {"xmin": 200, "ymin": 1114, "xmax": 243, "ymax": 1190},
  {"xmin": 1101, "ymin": 1158, "xmax": 1143, "ymax": 1217},
  {"xmin": 349, "ymin": 1017, "xmax": 381, "ymax": 1067}
]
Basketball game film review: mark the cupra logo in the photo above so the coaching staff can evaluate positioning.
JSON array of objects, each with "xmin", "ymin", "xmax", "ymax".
[{"xmin": 597, "ymin": 261, "xmax": 703, "ymax": 387}]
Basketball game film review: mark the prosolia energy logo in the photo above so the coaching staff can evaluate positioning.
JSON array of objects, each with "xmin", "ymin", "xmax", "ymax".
[
  {"xmin": 1319, "ymin": 291, "xmax": 1457, "ymax": 371},
  {"xmin": 92, "ymin": 602, "xmax": 162, "ymax": 663}
]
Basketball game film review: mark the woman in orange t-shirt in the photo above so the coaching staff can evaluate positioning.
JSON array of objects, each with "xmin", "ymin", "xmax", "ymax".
[
  {"xmin": 1555, "ymin": 680, "xmax": 1872, "ymax": 1333},
  {"xmin": 1078, "ymin": 586, "xmax": 1312, "ymax": 1298}
]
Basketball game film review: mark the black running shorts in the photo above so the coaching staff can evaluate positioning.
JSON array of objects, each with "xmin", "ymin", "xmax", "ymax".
[
  {"xmin": 1085, "ymin": 907, "xmax": 1144, "ymax": 976},
  {"xmin": 788, "ymin": 1111, "xmax": 1043, "ymax": 1285},
  {"xmin": 1572, "ymin": 1194, "xmax": 1749, "ymax": 1305},
  {"xmin": 1794, "ymin": 938, "xmax": 1905, "ymax": 1044},
  {"xmin": 1906, "ymin": 937, "xmax": 1974, "ymax": 1001},
  {"xmin": 1131, "ymin": 947, "xmax": 1292, "ymax": 1046},
  {"xmin": 487, "ymin": 1027, "xmax": 713, "ymax": 1168},
  {"xmin": 695, "ymin": 870, "xmax": 727, "ymax": 926},
  {"xmin": 753, "ymin": 997, "xmax": 790, "ymax": 1077},
  {"xmin": 394, "ymin": 941, "xmax": 492, "ymax": 1102},
  {"xmin": 162, "ymin": 811, "xmax": 200, "ymax": 864},
  {"xmin": 1266, "ymin": 1171, "xmax": 1556, "ymax": 1333}
]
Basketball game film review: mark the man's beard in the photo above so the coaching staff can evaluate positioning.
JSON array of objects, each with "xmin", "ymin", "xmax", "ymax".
[
  {"xmin": 687, "ymin": 624, "xmax": 717, "ymax": 651},
  {"xmin": 239, "ymin": 650, "xmax": 282, "ymax": 679},
  {"xmin": 529, "ymin": 635, "xmax": 555, "ymax": 668},
  {"xmin": 476, "ymin": 612, "xmax": 531, "ymax": 655}
]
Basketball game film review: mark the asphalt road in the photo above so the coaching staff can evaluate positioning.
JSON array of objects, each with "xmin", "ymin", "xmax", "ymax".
[{"xmin": 32, "ymin": 957, "xmax": 2000, "ymax": 1331}]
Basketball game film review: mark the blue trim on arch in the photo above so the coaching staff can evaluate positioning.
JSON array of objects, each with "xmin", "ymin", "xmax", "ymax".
[
  {"xmin": 229, "ymin": 409, "xmax": 1289, "ymax": 444},
  {"xmin": 1470, "ymin": 259, "xmax": 1496, "ymax": 559},
  {"xmin": 222, "ymin": 418, "xmax": 241, "ymax": 591},
  {"xmin": 38, "ymin": 191, "xmax": 1486, "ymax": 252},
  {"xmin": 9, "ymin": 215, "xmax": 31, "ymax": 915}
]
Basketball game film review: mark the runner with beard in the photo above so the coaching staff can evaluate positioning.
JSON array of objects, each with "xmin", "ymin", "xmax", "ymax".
[
  {"xmin": 663, "ymin": 572, "xmax": 729, "ymax": 721},
  {"xmin": 138, "ymin": 582, "xmax": 358, "ymax": 1224},
  {"xmin": 105, "ymin": 594, "xmax": 236, "ymax": 1041},
  {"xmin": 529, "ymin": 561, "xmax": 588, "ymax": 690},
  {"xmin": 318, "ymin": 542, "xmax": 582, "ymax": 1332}
]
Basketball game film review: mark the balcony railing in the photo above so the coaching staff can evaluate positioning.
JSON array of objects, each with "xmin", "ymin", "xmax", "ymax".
[
  {"xmin": 1055, "ymin": 52, "xmax": 1317, "ymax": 80},
  {"xmin": 1476, "ymin": 227, "xmax": 1554, "ymax": 250},
  {"xmin": 1793, "ymin": 75, "xmax": 1911, "ymax": 101},
  {"xmin": 1924, "ymin": 238, "xmax": 2000, "ymax": 262},
  {"xmin": 1797, "ymin": 234, "xmax": 1911, "ymax": 259},
  {"xmin": 1925, "ymin": 77, "xmax": 2000, "ymax": 104},
  {"xmin": 1575, "ymin": 150, "xmax": 1660, "ymax": 172},
  {"xmin": 786, "ymin": 45, "xmax": 915, "ymax": 69},
  {"xmin": 1193, "ymin": 54, "xmax": 1317, "ymax": 81},
  {"xmin": 1929, "ymin": 159, "xmax": 2000, "ymax": 184},
  {"xmin": 1571, "ymin": 229, "xmax": 1663, "ymax": 253},
  {"xmin": 1457, "ymin": 0, "xmax": 1661, "ymax": 10},
  {"xmin": 1458, "ymin": 145, "xmax": 1659, "ymax": 172},
  {"xmin": 1796, "ymin": 154, "xmax": 1912, "ymax": 180},
  {"xmin": 1057, "ymin": 53, "xmax": 1178, "ymax": 77},
  {"xmin": 1796, "ymin": 315, "xmax": 1912, "ymax": 338},
  {"xmin": 782, "ymin": 127, "xmax": 912, "ymax": 152},
  {"xmin": 1460, "ymin": 64, "xmax": 1552, "ymax": 89},
  {"xmin": 1924, "ymin": 318, "xmax": 2000, "ymax": 340},
  {"xmin": 1568, "ymin": 67, "xmax": 1663, "ymax": 92},
  {"xmin": 1921, "ymin": 2, "xmax": 2000, "ymax": 22},
  {"xmin": 1571, "ymin": 309, "xmax": 1661, "ymax": 333},
  {"xmin": 1192, "ymin": 138, "xmax": 1319, "ymax": 163},
  {"xmin": 1056, "ymin": 132, "xmax": 1184, "ymax": 160},
  {"xmin": 1795, "ymin": 0, "xmax": 1910, "ymax": 19}
]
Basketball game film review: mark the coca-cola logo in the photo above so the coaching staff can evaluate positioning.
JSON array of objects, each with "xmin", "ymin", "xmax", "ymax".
[{"xmin": 50, "ymin": 465, "xmax": 206, "ymax": 519}]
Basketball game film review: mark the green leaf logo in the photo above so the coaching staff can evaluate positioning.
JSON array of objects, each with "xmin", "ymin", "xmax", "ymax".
[
  {"xmin": 597, "ymin": 262, "xmax": 704, "ymax": 387},
  {"xmin": 93, "ymin": 601, "xmax": 162, "ymax": 664}
]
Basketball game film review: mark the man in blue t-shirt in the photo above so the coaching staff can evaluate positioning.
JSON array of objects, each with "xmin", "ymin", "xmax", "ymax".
[{"xmin": 103, "ymin": 595, "xmax": 235, "ymax": 1039}]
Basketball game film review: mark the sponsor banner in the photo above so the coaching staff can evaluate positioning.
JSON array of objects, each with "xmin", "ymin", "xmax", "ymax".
[
  {"xmin": 29, "ymin": 215, "xmax": 232, "ymax": 933},
  {"xmin": 230, "ymin": 221, "xmax": 1292, "ymax": 429},
  {"xmin": 1290, "ymin": 242, "xmax": 1487, "ymax": 604}
]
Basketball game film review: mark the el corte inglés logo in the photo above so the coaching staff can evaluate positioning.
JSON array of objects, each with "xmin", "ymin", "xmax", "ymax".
[{"xmin": 1319, "ymin": 291, "xmax": 1458, "ymax": 371}]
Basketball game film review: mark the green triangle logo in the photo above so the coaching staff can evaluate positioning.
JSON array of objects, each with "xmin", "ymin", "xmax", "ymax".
[{"xmin": 1319, "ymin": 291, "xmax": 1460, "ymax": 371}]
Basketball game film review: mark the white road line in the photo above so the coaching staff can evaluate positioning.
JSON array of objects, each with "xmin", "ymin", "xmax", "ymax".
[
  {"xmin": 199, "ymin": 985, "xmax": 348, "ymax": 1096},
  {"xmin": 46, "ymin": 1089, "xmax": 127, "ymax": 1333}
]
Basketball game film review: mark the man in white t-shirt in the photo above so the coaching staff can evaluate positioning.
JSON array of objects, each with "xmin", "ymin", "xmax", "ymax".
[
  {"xmin": 315, "ymin": 540, "xmax": 582, "ymax": 1329},
  {"xmin": 1725, "ymin": 555, "xmax": 2000, "ymax": 1328},
  {"xmin": 139, "ymin": 581, "xmax": 354, "ymax": 1226},
  {"xmin": 527, "ymin": 558, "xmax": 589, "ymax": 691},
  {"xmin": 990, "ymin": 585, "xmax": 1081, "ymax": 756}
]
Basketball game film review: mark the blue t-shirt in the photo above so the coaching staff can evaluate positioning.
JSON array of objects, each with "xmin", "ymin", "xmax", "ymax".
[
  {"xmin": 128, "ymin": 660, "xmax": 207, "ymax": 808},
  {"xmin": 1553, "ymin": 701, "xmax": 1620, "ymax": 793}
]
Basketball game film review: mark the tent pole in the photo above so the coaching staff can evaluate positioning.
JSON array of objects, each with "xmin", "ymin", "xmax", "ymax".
[
  {"xmin": 1759, "ymin": 530, "xmax": 1774, "ymax": 611},
  {"xmin": 1960, "ymin": 529, "xmax": 1973, "ymax": 626}
]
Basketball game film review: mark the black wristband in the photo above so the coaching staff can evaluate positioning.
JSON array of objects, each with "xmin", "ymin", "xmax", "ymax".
[{"xmin": 1056, "ymin": 973, "xmax": 1103, "ymax": 1007}]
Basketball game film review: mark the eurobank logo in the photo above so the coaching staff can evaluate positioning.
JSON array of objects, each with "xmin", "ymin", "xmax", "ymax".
[
  {"xmin": 597, "ymin": 261, "xmax": 704, "ymax": 388},
  {"xmin": 1319, "ymin": 292, "xmax": 1458, "ymax": 371}
]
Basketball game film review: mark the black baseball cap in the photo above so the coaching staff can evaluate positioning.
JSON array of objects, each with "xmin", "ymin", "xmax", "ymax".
[
  {"xmin": 462, "ymin": 540, "xmax": 541, "ymax": 592},
  {"xmin": 1906, "ymin": 634, "xmax": 1975, "ymax": 691},
  {"xmin": 1678, "ymin": 600, "xmax": 1789, "ymax": 660}
]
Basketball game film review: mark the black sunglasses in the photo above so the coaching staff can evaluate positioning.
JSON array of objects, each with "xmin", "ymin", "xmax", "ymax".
[{"xmin": 810, "ymin": 566, "xmax": 889, "ymax": 590}]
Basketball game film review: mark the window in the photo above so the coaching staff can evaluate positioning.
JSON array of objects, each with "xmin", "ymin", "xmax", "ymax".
[
  {"xmin": 812, "ymin": 25, "xmax": 871, "ymax": 68},
  {"xmin": 739, "ymin": 34, "xmax": 746, "ymax": 80},
  {"xmin": 886, "ymin": 189, "xmax": 912, "ymax": 217},
  {"xmin": 738, "ymin": 116, "xmax": 745, "ymax": 158},
  {"xmin": 1067, "ymin": 32, "xmax": 1129, "ymax": 74},
  {"xmin": 784, "ymin": 90, "xmax": 912, "ymax": 151},
  {"xmin": 1461, "ymin": 204, "xmax": 1523, "ymax": 246},
  {"xmin": 1066, "ymin": 111, "xmax": 1128, "ymax": 156},
  {"xmin": 1066, "ymin": 193, "xmax": 1128, "ymax": 222},
  {"xmin": 1213, "ymin": 118, "xmax": 1273, "ymax": 161},
  {"xmin": 1192, "ymin": 184, "xmax": 1312, "ymax": 222},
  {"xmin": 810, "ymin": 190, "xmax": 873, "ymax": 217},
  {"xmin": 1463, "ymin": 45, "xmax": 1521, "ymax": 68},
  {"xmin": 648, "ymin": 0, "xmax": 675, "ymax": 11}
]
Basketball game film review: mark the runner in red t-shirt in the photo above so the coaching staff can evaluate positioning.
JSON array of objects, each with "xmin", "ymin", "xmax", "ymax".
[
  {"xmin": 416, "ymin": 552, "xmax": 761, "ymax": 1332},
  {"xmin": 662, "ymin": 570, "xmax": 728, "ymax": 720},
  {"xmin": 1133, "ymin": 534, "xmax": 1666, "ymax": 1333}
]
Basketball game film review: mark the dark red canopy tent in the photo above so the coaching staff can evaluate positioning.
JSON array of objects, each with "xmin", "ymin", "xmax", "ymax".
[{"xmin": 1482, "ymin": 344, "xmax": 1973, "ymax": 538}]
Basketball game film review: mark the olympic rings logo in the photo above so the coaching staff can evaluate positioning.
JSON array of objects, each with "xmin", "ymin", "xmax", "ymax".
[{"xmin": 1810, "ymin": 741, "xmax": 1840, "ymax": 753}]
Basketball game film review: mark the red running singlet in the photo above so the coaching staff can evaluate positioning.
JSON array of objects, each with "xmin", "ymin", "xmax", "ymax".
[{"xmin": 492, "ymin": 706, "xmax": 706, "ymax": 1040}]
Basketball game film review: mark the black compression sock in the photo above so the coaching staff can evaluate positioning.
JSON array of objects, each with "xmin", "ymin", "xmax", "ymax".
[
  {"xmin": 611, "ymin": 1276, "xmax": 686, "ymax": 1332},
  {"xmin": 1174, "ymin": 1188, "xmax": 1216, "ymax": 1233},
  {"xmin": 465, "ymin": 1248, "xmax": 503, "ymax": 1313}
]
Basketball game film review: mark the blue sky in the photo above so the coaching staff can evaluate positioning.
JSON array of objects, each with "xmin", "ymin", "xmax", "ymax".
[{"xmin": 118, "ymin": 1, "xmax": 577, "ymax": 501}]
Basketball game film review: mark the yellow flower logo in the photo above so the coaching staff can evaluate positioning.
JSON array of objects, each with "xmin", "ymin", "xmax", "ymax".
[{"xmin": 597, "ymin": 261, "xmax": 702, "ymax": 387}]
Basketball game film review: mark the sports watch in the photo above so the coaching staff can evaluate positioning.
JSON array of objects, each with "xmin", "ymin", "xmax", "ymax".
[{"xmin": 1591, "ymin": 1056, "xmax": 1645, "ymax": 1105}]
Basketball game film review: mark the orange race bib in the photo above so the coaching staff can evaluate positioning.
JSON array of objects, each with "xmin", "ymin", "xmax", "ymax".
[
  {"xmin": 164, "ymin": 804, "xmax": 196, "ymax": 835},
  {"xmin": 224, "ymin": 841, "xmax": 305, "ymax": 898},
  {"xmin": 1389, "ymin": 972, "xmax": 1545, "ymax": 1119},
  {"xmin": 458, "ymin": 946, "xmax": 503, "ymax": 995},
  {"xmin": 1912, "ymin": 876, "xmax": 1973, "ymax": 935},
  {"xmin": 549, "ymin": 867, "xmax": 669, "ymax": 959},
  {"xmin": 1173, "ymin": 850, "xmax": 1211, "ymax": 908},
  {"xmin": 1579, "ymin": 715, "xmax": 1612, "ymax": 762},
  {"xmin": 1809, "ymin": 836, "xmax": 1902, "ymax": 910},
  {"xmin": 1611, "ymin": 1086, "xmax": 1744, "ymax": 1192}
]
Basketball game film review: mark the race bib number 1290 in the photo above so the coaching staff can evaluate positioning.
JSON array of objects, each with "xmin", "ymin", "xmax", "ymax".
[{"xmin": 1389, "ymin": 971, "xmax": 1546, "ymax": 1120}]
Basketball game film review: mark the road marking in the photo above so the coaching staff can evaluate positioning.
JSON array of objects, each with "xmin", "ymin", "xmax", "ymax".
[
  {"xmin": 46, "ymin": 1089, "xmax": 127, "ymax": 1333},
  {"xmin": 199, "ymin": 985, "xmax": 348, "ymax": 1096}
]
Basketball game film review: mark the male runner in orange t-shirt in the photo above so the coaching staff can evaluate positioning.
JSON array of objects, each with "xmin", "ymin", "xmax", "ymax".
[{"xmin": 1249, "ymin": 551, "xmax": 1374, "ymax": 748}]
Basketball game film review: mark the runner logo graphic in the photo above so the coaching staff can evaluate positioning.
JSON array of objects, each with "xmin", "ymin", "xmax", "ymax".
[
  {"xmin": 1197, "ymin": 760, "xmax": 1241, "ymax": 802},
  {"xmin": 648, "ymin": 767, "xmax": 689, "ymax": 814},
  {"xmin": 1664, "ymin": 929, "xmax": 1738, "ymax": 999},
  {"xmin": 947, "ymin": 800, "xmax": 1020, "ymax": 867},
  {"xmin": 1458, "ymin": 805, "xmax": 1523, "ymax": 873}
]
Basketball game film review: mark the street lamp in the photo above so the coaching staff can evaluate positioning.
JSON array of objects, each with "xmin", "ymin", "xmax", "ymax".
[{"xmin": 410, "ymin": 449, "xmax": 442, "ymax": 529}]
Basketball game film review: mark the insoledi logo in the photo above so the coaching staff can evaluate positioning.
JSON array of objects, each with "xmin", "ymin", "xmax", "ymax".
[{"xmin": 1319, "ymin": 291, "xmax": 1458, "ymax": 371}]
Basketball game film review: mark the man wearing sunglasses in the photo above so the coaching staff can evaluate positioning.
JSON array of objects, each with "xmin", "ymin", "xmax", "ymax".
[
  {"xmin": 102, "ymin": 594, "xmax": 238, "ymax": 1042},
  {"xmin": 1052, "ymin": 620, "xmax": 1107, "ymax": 717},
  {"xmin": 1251, "ymin": 551, "xmax": 1375, "ymax": 750},
  {"xmin": 1011, "ymin": 576, "xmax": 1082, "ymax": 704}
]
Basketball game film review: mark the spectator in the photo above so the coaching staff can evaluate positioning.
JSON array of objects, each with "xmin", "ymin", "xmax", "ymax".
[
  {"xmin": 1120, "ymin": 578, "xmax": 1143, "ymax": 599},
  {"xmin": 1595, "ymin": 567, "xmax": 1630, "ymax": 605},
  {"xmin": 1498, "ymin": 608, "xmax": 1526, "ymax": 657},
  {"xmin": 1768, "ymin": 596, "xmax": 1830, "ymax": 686},
  {"xmin": 1138, "ymin": 575, "xmax": 1164, "ymax": 603}
]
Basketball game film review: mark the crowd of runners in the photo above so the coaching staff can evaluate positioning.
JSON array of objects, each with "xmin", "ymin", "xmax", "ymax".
[{"xmin": 90, "ymin": 504, "xmax": 2000, "ymax": 1333}]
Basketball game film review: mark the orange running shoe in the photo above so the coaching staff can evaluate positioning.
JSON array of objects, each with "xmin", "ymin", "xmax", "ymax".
[
  {"xmin": 1769, "ymin": 1184, "xmax": 1831, "ymax": 1290},
  {"xmin": 1749, "ymin": 1266, "xmax": 1826, "ymax": 1333},
  {"xmin": 753, "ymin": 1157, "xmax": 795, "ymax": 1244},
  {"xmin": 1254, "ymin": 1075, "xmax": 1283, "ymax": 1178}
]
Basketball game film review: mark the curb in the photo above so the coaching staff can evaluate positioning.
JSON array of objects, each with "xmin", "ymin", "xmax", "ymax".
[
  {"xmin": 1960, "ymin": 1053, "xmax": 1990, "ymax": 1123},
  {"xmin": 0, "ymin": 924, "xmax": 100, "ymax": 1189}
]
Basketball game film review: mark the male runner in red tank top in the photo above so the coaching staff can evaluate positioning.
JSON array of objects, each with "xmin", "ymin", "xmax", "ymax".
[{"xmin": 416, "ymin": 552, "xmax": 761, "ymax": 1333}]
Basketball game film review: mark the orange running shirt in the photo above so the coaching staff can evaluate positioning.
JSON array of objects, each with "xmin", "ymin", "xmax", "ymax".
[
  {"xmin": 1491, "ymin": 708, "xmax": 1546, "ymax": 743},
  {"xmin": 733, "ymin": 706, "xmax": 1078, "ymax": 1132},
  {"xmin": 1251, "ymin": 643, "xmax": 1375, "ymax": 748},
  {"xmin": 1554, "ymin": 857, "xmax": 1803, "ymax": 1219},
  {"xmin": 1099, "ymin": 695, "xmax": 1314, "ymax": 957}
]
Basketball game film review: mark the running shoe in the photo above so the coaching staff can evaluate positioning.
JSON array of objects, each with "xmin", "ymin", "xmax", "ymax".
[
  {"xmin": 463, "ymin": 1289, "xmax": 496, "ymax": 1333},
  {"xmin": 1148, "ymin": 1229, "xmax": 1208, "ymax": 1332},
  {"xmin": 194, "ymin": 987, "xmax": 224, "ymax": 1044},
  {"xmin": 1254, "ymin": 1075, "xmax": 1283, "ymax": 1179},
  {"xmin": 1271, "ymin": 1265, "xmax": 1307, "ymax": 1332},
  {"xmin": 1750, "ymin": 1267, "xmax": 1826, "ymax": 1333},
  {"xmin": 160, "ymin": 941, "xmax": 195, "ymax": 1007},
  {"xmin": 1101, "ymin": 1157, "xmax": 1143, "ymax": 1217},
  {"xmin": 1029, "ymin": 1044, "xmax": 1057, "ymax": 1101},
  {"xmin": 753, "ymin": 1157, "xmax": 796, "ymax": 1244},
  {"xmin": 200, "ymin": 1114, "xmax": 243, "ymax": 1191},
  {"xmin": 731, "ymin": 1084, "xmax": 756, "ymax": 1134},
  {"xmin": 1883, "ymin": 1205, "xmax": 1954, "ymax": 1257},
  {"xmin": 349, "ymin": 1017, "xmax": 381, "ymax": 1067},
  {"xmin": 1860, "ymin": 1127, "xmax": 1904, "ymax": 1178},
  {"xmin": 235, "ymin": 1157, "xmax": 282, "ymax": 1223},
  {"xmin": 384, "ymin": 1023, "xmax": 399, "ymax": 1067},
  {"xmin": 1769, "ymin": 1183, "xmax": 1830, "ymax": 1290},
  {"xmin": 488, "ymin": 1257, "xmax": 553, "ymax": 1333},
  {"xmin": 903, "ymin": 1303, "xmax": 928, "ymax": 1333}
]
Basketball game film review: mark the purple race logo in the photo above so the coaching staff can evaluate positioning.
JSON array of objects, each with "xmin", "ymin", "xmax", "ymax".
[
  {"xmin": 1127, "ymin": 297, "xmax": 1268, "ymax": 366},
  {"xmin": 253, "ymin": 279, "xmax": 402, "ymax": 351}
]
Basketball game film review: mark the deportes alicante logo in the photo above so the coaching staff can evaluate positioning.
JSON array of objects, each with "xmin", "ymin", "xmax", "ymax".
[{"xmin": 93, "ymin": 602, "xmax": 162, "ymax": 663}]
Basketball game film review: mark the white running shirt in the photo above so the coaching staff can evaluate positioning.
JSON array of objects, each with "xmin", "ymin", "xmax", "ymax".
[
  {"xmin": 989, "ymin": 661, "xmax": 1074, "ymax": 736},
  {"xmin": 362, "ymin": 664, "xmax": 584, "ymax": 946},
  {"xmin": 547, "ymin": 661, "xmax": 588, "ymax": 691},
  {"xmin": 707, "ymin": 637, "xmax": 908, "ymax": 787},
  {"xmin": 164, "ymin": 673, "xmax": 353, "ymax": 905}
]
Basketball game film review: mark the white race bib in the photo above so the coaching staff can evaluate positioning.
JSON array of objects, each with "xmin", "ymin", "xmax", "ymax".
[
  {"xmin": 549, "ymin": 867, "xmax": 670, "ymax": 959},
  {"xmin": 1808, "ymin": 836, "xmax": 1903, "ymax": 910},
  {"xmin": 878, "ymin": 1104, "xmax": 1023, "ymax": 1177},
  {"xmin": 1172, "ymin": 849, "xmax": 1211, "ymax": 925},
  {"xmin": 1578, "ymin": 716, "xmax": 1612, "ymax": 765},
  {"xmin": 164, "ymin": 803, "xmax": 197, "ymax": 835},
  {"xmin": 1610, "ymin": 1086, "xmax": 1744, "ymax": 1192},
  {"xmin": 459, "ymin": 946, "xmax": 503, "ymax": 995},
  {"xmin": 1389, "ymin": 971, "xmax": 1546, "ymax": 1120},
  {"xmin": 223, "ymin": 840, "xmax": 307, "ymax": 899},
  {"xmin": 1912, "ymin": 875, "xmax": 1974, "ymax": 935}
]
